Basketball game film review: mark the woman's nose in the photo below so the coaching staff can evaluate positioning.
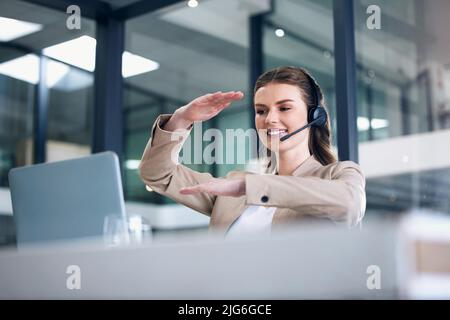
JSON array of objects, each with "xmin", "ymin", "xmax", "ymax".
[{"xmin": 265, "ymin": 110, "xmax": 279, "ymax": 124}]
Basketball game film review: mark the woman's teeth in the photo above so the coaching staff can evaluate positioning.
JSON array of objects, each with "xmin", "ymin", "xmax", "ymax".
[{"xmin": 267, "ymin": 129, "xmax": 288, "ymax": 136}]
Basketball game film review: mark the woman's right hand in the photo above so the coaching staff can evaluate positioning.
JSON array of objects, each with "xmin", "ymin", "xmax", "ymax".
[{"xmin": 179, "ymin": 90, "xmax": 244, "ymax": 122}]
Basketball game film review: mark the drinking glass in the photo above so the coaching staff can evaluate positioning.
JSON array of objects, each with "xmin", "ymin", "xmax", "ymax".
[
  {"xmin": 103, "ymin": 214, "xmax": 130, "ymax": 247},
  {"xmin": 127, "ymin": 215, "xmax": 153, "ymax": 245}
]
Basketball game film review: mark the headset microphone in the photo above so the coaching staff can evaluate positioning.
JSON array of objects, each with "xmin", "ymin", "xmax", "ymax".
[
  {"xmin": 279, "ymin": 71, "xmax": 327, "ymax": 142},
  {"xmin": 280, "ymin": 114, "xmax": 325, "ymax": 141}
]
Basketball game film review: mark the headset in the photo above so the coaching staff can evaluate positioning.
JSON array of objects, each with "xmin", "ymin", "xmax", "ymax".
[{"xmin": 279, "ymin": 70, "xmax": 328, "ymax": 141}]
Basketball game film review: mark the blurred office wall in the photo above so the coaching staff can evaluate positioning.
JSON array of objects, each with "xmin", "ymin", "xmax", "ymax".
[
  {"xmin": 354, "ymin": 0, "xmax": 450, "ymax": 215},
  {"xmin": 0, "ymin": 0, "xmax": 95, "ymax": 181}
]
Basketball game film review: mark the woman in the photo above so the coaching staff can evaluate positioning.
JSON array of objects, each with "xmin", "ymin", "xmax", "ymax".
[{"xmin": 139, "ymin": 66, "xmax": 366, "ymax": 236}]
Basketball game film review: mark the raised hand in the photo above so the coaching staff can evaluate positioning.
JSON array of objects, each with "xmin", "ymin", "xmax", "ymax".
[{"xmin": 180, "ymin": 91, "xmax": 244, "ymax": 123}]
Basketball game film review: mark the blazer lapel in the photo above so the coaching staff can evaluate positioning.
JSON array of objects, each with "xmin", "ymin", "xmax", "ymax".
[{"xmin": 271, "ymin": 155, "xmax": 323, "ymax": 225}]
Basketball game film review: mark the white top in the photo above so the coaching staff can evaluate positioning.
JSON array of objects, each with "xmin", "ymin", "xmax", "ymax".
[{"xmin": 225, "ymin": 205, "xmax": 276, "ymax": 238}]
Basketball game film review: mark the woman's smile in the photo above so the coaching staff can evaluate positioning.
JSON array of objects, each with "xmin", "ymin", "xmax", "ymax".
[{"xmin": 266, "ymin": 128, "xmax": 289, "ymax": 138}]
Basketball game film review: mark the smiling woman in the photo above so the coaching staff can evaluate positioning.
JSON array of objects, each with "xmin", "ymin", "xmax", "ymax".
[
  {"xmin": 139, "ymin": 66, "xmax": 366, "ymax": 236},
  {"xmin": 253, "ymin": 67, "xmax": 337, "ymax": 175}
]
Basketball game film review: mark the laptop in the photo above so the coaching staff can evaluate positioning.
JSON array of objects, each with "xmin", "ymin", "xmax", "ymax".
[{"xmin": 9, "ymin": 151, "xmax": 126, "ymax": 245}]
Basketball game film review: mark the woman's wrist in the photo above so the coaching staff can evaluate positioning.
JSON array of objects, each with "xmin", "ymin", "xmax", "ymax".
[{"xmin": 163, "ymin": 107, "xmax": 193, "ymax": 131}]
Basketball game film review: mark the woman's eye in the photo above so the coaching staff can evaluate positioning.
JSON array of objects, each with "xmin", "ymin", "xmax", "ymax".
[
  {"xmin": 280, "ymin": 106, "xmax": 291, "ymax": 111},
  {"xmin": 256, "ymin": 109, "xmax": 266, "ymax": 115}
]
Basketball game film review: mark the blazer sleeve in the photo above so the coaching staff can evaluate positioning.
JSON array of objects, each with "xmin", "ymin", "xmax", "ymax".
[
  {"xmin": 139, "ymin": 114, "xmax": 216, "ymax": 216},
  {"xmin": 245, "ymin": 162, "xmax": 366, "ymax": 227}
]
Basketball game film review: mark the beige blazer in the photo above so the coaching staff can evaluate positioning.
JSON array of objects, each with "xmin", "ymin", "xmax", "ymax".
[{"xmin": 139, "ymin": 115, "xmax": 366, "ymax": 235}]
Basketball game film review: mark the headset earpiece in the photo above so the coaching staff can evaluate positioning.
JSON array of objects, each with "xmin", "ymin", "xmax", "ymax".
[
  {"xmin": 308, "ymin": 106, "xmax": 327, "ymax": 128},
  {"xmin": 305, "ymin": 70, "xmax": 327, "ymax": 128}
]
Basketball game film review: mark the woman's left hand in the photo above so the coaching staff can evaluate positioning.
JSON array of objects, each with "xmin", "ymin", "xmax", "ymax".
[{"xmin": 179, "ymin": 178, "xmax": 245, "ymax": 197}]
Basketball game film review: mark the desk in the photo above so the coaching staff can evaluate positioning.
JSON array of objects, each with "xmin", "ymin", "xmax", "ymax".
[{"xmin": 0, "ymin": 218, "xmax": 403, "ymax": 299}]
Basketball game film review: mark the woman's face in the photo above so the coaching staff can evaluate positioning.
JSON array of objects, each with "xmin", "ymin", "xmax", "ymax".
[{"xmin": 254, "ymin": 83, "xmax": 309, "ymax": 153}]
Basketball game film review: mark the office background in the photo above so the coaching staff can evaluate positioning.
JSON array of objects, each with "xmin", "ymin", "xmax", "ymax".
[{"xmin": 1, "ymin": 0, "xmax": 450, "ymax": 246}]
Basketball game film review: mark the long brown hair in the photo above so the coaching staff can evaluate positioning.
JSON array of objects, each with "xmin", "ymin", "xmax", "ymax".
[{"xmin": 254, "ymin": 66, "xmax": 337, "ymax": 166}]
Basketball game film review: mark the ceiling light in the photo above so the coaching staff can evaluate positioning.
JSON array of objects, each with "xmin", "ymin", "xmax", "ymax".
[
  {"xmin": 187, "ymin": 0, "xmax": 199, "ymax": 8},
  {"xmin": 357, "ymin": 117, "xmax": 389, "ymax": 131},
  {"xmin": 46, "ymin": 60, "xmax": 70, "ymax": 87},
  {"xmin": 122, "ymin": 51, "xmax": 159, "ymax": 78},
  {"xmin": 0, "ymin": 54, "xmax": 69, "ymax": 87},
  {"xmin": 43, "ymin": 35, "xmax": 96, "ymax": 72},
  {"xmin": 357, "ymin": 117, "xmax": 370, "ymax": 131},
  {"xmin": 0, "ymin": 54, "xmax": 38, "ymax": 84},
  {"xmin": 275, "ymin": 28, "xmax": 285, "ymax": 37},
  {"xmin": 0, "ymin": 17, "xmax": 42, "ymax": 41},
  {"xmin": 371, "ymin": 118, "xmax": 389, "ymax": 129},
  {"xmin": 43, "ymin": 36, "xmax": 159, "ymax": 77}
]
